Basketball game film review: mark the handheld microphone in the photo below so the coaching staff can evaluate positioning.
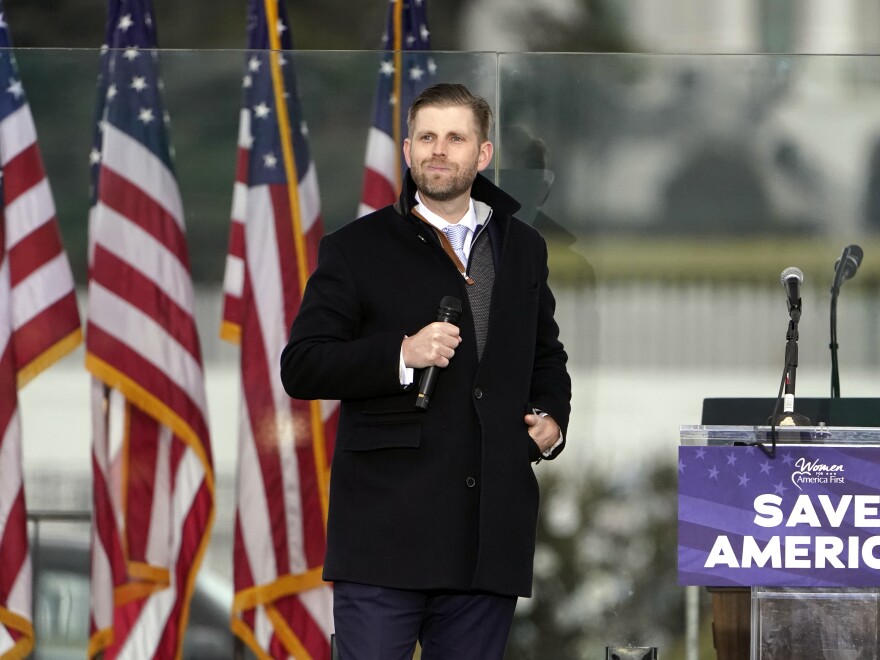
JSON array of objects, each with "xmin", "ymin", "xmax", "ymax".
[
  {"xmin": 780, "ymin": 266, "xmax": 803, "ymax": 320},
  {"xmin": 415, "ymin": 296, "xmax": 462, "ymax": 410},
  {"xmin": 833, "ymin": 244, "xmax": 863, "ymax": 286}
]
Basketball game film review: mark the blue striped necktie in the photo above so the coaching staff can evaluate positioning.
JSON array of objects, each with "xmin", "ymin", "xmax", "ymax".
[{"xmin": 443, "ymin": 223, "xmax": 470, "ymax": 267}]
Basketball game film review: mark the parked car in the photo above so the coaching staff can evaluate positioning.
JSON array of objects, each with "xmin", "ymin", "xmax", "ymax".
[{"xmin": 30, "ymin": 532, "xmax": 243, "ymax": 659}]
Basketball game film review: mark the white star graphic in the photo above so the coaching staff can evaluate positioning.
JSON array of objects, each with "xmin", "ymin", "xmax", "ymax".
[
  {"xmin": 242, "ymin": 74, "xmax": 253, "ymax": 89},
  {"xmin": 409, "ymin": 65, "xmax": 425, "ymax": 81},
  {"xmin": 379, "ymin": 60, "xmax": 395, "ymax": 76},
  {"xmin": 123, "ymin": 47, "xmax": 140, "ymax": 61},
  {"xmin": 253, "ymin": 102, "xmax": 271, "ymax": 118},
  {"xmin": 6, "ymin": 78, "xmax": 23, "ymax": 99},
  {"xmin": 263, "ymin": 153, "xmax": 278, "ymax": 168},
  {"xmin": 138, "ymin": 107, "xmax": 155, "ymax": 124},
  {"xmin": 300, "ymin": 121, "xmax": 309, "ymax": 137},
  {"xmin": 118, "ymin": 14, "xmax": 134, "ymax": 31},
  {"xmin": 248, "ymin": 56, "xmax": 262, "ymax": 72},
  {"xmin": 277, "ymin": 19, "xmax": 287, "ymax": 35},
  {"xmin": 420, "ymin": 24, "xmax": 430, "ymax": 41},
  {"xmin": 427, "ymin": 58, "xmax": 437, "ymax": 75},
  {"xmin": 0, "ymin": 13, "xmax": 7, "ymax": 30},
  {"xmin": 406, "ymin": 34, "xmax": 416, "ymax": 47},
  {"xmin": 130, "ymin": 76, "xmax": 148, "ymax": 92},
  {"xmin": 106, "ymin": 84, "xmax": 118, "ymax": 101},
  {"xmin": 89, "ymin": 148, "xmax": 101, "ymax": 165}
]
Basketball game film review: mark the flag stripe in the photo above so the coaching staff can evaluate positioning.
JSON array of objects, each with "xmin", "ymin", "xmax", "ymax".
[
  {"xmin": 100, "ymin": 122, "xmax": 184, "ymax": 229},
  {"xmin": 10, "ymin": 253, "xmax": 76, "ymax": 330},
  {"xmin": 91, "ymin": 245, "xmax": 200, "ymax": 357},
  {"xmin": 0, "ymin": 104, "xmax": 37, "ymax": 166},
  {"xmin": 97, "ymin": 169, "xmax": 190, "ymax": 270},
  {"xmin": 4, "ymin": 142, "xmax": 47, "ymax": 205},
  {"xmin": 359, "ymin": 167, "xmax": 397, "ymax": 216},
  {"xmin": 8, "ymin": 218, "xmax": 62, "ymax": 286},
  {"xmin": 88, "ymin": 284, "xmax": 208, "ymax": 417},
  {"xmin": 7, "ymin": 298, "xmax": 80, "ymax": 384}
]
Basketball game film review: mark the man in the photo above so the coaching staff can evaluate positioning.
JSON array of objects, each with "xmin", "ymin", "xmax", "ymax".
[{"xmin": 280, "ymin": 83, "xmax": 571, "ymax": 660}]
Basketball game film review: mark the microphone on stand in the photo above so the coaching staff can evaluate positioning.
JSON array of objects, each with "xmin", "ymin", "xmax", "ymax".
[
  {"xmin": 830, "ymin": 245, "xmax": 863, "ymax": 398},
  {"xmin": 415, "ymin": 296, "xmax": 462, "ymax": 410},
  {"xmin": 780, "ymin": 266, "xmax": 803, "ymax": 322},
  {"xmin": 770, "ymin": 267, "xmax": 811, "ymax": 429},
  {"xmin": 833, "ymin": 244, "xmax": 864, "ymax": 285}
]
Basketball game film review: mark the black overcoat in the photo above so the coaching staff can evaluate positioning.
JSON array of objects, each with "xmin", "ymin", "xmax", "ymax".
[{"xmin": 280, "ymin": 171, "xmax": 571, "ymax": 597}]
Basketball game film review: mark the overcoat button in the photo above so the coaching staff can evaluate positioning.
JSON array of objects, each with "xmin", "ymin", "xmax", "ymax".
[
  {"xmin": 474, "ymin": 388, "xmax": 483, "ymax": 399},
  {"xmin": 466, "ymin": 477, "xmax": 476, "ymax": 488}
]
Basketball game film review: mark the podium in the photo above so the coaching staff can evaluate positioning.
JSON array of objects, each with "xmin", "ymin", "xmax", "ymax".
[{"xmin": 680, "ymin": 424, "xmax": 880, "ymax": 660}]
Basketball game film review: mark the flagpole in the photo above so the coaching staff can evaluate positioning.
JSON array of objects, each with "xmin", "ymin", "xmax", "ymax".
[
  {"xmin": 262, "ymin": 0, "xmax": 331, "ymax": 524},
  {"xmin": 393, "ymin": 0, "xmax": 404, "ymax": 190}
]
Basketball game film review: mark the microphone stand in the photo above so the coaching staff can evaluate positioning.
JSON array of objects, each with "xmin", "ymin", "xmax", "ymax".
[
  {"xmin": 757, "ymin": 299, "xmax": 810, "ymax": 459},
  {"xmin": 829, "ymin": 253, "xmax": 848, "ymax": 399},
  {"xmin": 774, "ymin": 300, "xmax": 811, "ymax": 427}
]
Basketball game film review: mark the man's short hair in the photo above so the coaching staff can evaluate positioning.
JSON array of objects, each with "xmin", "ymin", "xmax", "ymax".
[{"xmin": 407, "ymin": 83, "xmax": 493, "ymax": 144}]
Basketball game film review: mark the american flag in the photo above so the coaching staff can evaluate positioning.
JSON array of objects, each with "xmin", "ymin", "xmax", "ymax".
[
  {"xmin": 357, "ymin": 0, "xmax": 434, "ymax": 218},
  {"xmin": 86, "ymin": 0, "xmax": 215, "ymax": 657},
  {"xmin": 0, "ymin": 4, "xmax": 82, "ymax": 656},
  {"xmin": 221, "ymin": 0, "xmax": 335, "ymax": 657}
]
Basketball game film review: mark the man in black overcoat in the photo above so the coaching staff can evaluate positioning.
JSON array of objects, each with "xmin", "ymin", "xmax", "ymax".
[{"xmin": 280, "ymin": 83, "xmax": 571, "ymax": 660}]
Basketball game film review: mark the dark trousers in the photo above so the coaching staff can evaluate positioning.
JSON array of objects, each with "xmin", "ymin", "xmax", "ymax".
[{"xmin": 333, "ymin": 581, "xmax": 517, "ymax": 660}]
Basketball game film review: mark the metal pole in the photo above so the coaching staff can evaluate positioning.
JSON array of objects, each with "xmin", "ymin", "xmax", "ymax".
[{"xmin": 685, "ymin": 585, "xmax": 700, "ymax": 660}]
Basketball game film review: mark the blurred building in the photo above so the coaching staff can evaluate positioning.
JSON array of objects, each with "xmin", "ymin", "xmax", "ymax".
[{"xmin": 464, "ymin": 0, "xmax": 880, "ymax": 54}]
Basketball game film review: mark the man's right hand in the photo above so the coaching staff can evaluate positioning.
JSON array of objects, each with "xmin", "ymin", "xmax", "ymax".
[{"xmin": 402, "ymin": 322, "xmax": 462, "ymax": 369}]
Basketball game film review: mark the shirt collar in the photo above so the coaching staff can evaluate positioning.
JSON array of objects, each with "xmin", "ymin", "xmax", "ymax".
[{"xmin": 414, "ymin": 192, "xmax": 477, "ymax": 234}]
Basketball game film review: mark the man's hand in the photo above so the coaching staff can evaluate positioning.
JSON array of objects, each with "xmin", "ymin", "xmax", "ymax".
[
  {"xmin": 524, "ymin": 412, "xmax": 560, "ymax": 454},
  {"xmin": 402, "ymin": 322, "xmax": 462, "ymax": 369}
]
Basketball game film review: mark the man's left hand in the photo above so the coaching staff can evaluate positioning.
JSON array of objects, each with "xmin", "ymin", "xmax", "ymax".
[{"xmin": 524, "ymin": 412, "xmax": 560, "ymax": 454}]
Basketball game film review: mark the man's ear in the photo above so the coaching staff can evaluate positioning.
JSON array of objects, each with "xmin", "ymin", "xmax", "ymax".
[
  {"xmin": 403, "ymin": 138, "xmax": 412, "ymax": 168},
  {"xmin": 477, "ymin": 141, "xmax": 493, "ymax": 172}
]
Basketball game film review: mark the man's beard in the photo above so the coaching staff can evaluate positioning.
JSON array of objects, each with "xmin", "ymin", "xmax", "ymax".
[{"xmin": 411, "ymin": 158, "xmax": 478, "ymax": 202}]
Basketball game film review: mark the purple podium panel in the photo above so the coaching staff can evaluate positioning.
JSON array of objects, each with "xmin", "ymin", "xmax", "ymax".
[{"xmin": 679, "ymin": 444, "xmax": 880, "ymax": 587}]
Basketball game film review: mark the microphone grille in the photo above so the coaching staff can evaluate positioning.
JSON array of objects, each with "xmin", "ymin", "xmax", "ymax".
[
  {"xmin": 780, "ymin": 266, "xmax": 803, "ymax": 284},
  {"xmin": 848, "ymin": 244, "xmax": 864, "ymax": 267},
  {"xmin": 439, "ymin": 296, "xmax": 462, "ymax": 313}
]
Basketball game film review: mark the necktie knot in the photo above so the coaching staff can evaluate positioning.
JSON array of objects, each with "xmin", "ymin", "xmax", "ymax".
[{"xmin": 443, "ymin": 224, "xmax": 470, "ymax": 267}]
